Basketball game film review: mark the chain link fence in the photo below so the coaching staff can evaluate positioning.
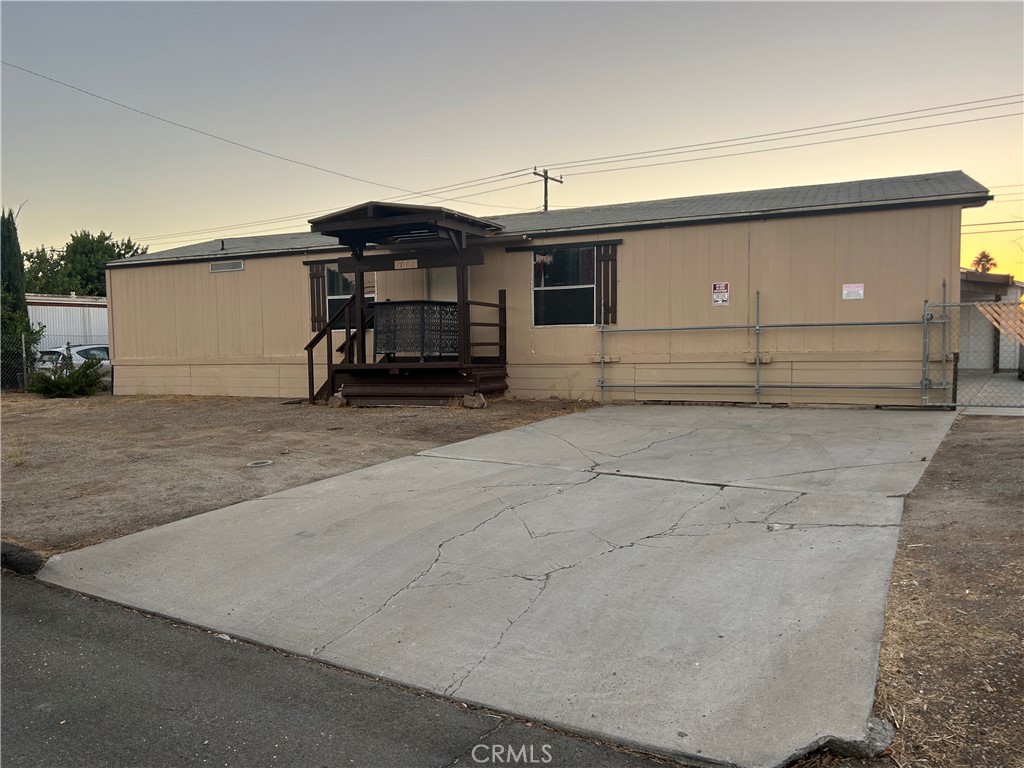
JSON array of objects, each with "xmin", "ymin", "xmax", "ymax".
[
  {"xmin": 924, "ymin": 302, "xmax": 1024, "ymax": 408},
  {"xmin": 1, "ymin": 334, "xmax": 111, "ymax": 391}
]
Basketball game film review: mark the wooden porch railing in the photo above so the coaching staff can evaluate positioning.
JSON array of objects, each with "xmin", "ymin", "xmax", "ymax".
[
  {"xmin": 305, "ymin": 289, "xmax": 506, "ymax": 403},
  {"xmin": 305, "ymin": 295, "xmax": 374, "ymax": 402},
  {"xmin": 466, "ymin": 289, "xmax": 507, "ymax": 365}
]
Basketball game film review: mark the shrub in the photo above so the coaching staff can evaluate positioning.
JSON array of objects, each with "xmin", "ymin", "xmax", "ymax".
[{"xmin": 27, "ymin": 357, "xmax": 105, "ymax": 398}]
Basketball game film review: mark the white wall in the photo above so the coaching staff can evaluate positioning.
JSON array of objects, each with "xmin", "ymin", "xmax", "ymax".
[{"xmin": 28, "ymin": 301, "xmax": 109, "ymax": 349}]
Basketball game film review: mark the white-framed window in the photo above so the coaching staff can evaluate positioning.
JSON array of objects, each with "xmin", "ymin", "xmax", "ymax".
[{"xmin": 533, "ymin": 246, "xmax": 597, "ymax": 326}]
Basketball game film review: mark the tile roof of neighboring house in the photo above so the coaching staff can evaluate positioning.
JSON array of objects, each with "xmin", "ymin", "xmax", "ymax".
[
  {"xmin": 114, "ymin": 171, "xmax": 988, "ymax": 267},
  {"xmin": 486, "ymin": 170, "xmax": 990, "ymax": 235}
]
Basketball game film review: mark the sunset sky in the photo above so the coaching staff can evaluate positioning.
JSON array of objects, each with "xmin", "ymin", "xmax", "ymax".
[{"xmin": 3, "ymin": 1, "xmax": 1022, "ymax": 279}]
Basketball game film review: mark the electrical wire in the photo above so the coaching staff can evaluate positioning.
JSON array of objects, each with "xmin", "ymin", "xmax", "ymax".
[
  {"xmin": 562, "ymin": 113, "xmax": 1022, "ymax": 178},
  {"xmin": 2, "ymin": 60, "xmax": 535, "ymax": 211},
  {"xmin": 15, "ymin": 56, "xmax": 1012, "ymax": 245},
  {"xmin": 540, "ymin": 95, "xmax": 1023, "ymax": 171},
  {"xmin": 961, "ymin": 228, "xmax": 1024, "ymax": 234}
]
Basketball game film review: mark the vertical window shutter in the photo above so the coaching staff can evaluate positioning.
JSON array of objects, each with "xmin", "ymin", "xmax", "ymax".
[
  {"xmin": 309, "ymin": 264, "xmax": 327, "ymax": 331},
  {"xmin": 596, "ymin": 244, "xmax": 617, "ymax": 325}
]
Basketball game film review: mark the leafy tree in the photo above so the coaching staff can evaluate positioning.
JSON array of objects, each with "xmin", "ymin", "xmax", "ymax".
[
  {"xmin": 1, "ymin": 208, "xmax": 27, "ymax": 316},
  {"xmin": 24, "ymin": 246, "xmax": 74, "ymax": 295},
  {"xmin": 61, "ymin": 231, "xmax": 147, "ymax": 296},
  {"xmin": 971, "ymin": 250, "xmax": 997, "ymax": 273},
  {"xmin": 1, "ymin": 208, "xmax": 45, "ymax": 388}
]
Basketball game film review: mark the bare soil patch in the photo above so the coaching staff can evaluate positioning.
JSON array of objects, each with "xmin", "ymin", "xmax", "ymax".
[
  {"xmin": 1, "ymin": 393, "xmax": 591, "ymax": 558},
  {"xmin": 796, "ymin": 414, "xmax": 1023, "ymax": 768}
]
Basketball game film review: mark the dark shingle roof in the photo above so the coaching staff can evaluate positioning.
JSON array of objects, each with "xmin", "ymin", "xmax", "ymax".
[
  {"xmin": 111, "ymin": 232, "xmax": 343, "ymax": 268},
  {"xmin": 487, "ymin": 170, "xmax": 989, "ymax": 235},
  {"xmin": 119, "ymin": 171, "xmax": 988, "ymax": 267}
]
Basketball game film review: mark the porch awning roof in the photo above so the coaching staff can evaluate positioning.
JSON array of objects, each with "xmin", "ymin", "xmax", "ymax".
[{"xmin": 309, "ymin": 202, "xmax": 503, "ymax": 251}]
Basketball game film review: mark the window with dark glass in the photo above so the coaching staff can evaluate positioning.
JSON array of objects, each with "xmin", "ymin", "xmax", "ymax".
[
  {"xmin": 533, "ymin": 246, "xmax": 597, "ymax": 326},
  {"xmin": 325, "ymin": 265, "xmax": 356, "ymax": 319}
]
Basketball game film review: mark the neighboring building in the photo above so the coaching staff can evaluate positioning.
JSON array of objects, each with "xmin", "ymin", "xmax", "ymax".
[
  {"xmin": 106, "ymin": 170, "xmax": 990, "ymax": 405},
  {"xmin": 959, "ymin": 269, "xmax": 1023, "ymax": 373},
  {"xmin": 27, "ymin": 293, "xmax": 109, "ymax": 349}
]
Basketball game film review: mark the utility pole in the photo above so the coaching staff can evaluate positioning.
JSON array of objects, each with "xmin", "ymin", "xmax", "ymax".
[{"xmin": 532, "ymin": 168, "xmax": 563, "ymax": 212}]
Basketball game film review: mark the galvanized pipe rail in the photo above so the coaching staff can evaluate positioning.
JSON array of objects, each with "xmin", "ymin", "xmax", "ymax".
[{"xmin": 598, "ymin": 290, "xmax": 937, "ymax": 403}]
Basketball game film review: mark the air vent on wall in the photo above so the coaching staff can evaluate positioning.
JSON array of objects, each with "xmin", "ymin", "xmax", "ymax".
[{"xmin": 210, "ymin": 260, "xmax": 244, "ymax": 273}]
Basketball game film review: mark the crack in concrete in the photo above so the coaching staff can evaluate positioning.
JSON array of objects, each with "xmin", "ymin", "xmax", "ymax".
[
  {"xmin": 525, "ymin": 424, "xmax": 601, "ymax": 469},
  {"xmin": 767, "ymin": 522, "xmax": 901, "ymax": 530},
  {"xmin": 313, "ymin": 476, "xmax": 595, "ymax": 658},
  {"xmin": 745, "ymin": 459, "xmax": 928, "ymax": 482},
  {"xmin": 312, "ymin": 494, "xmax": 527, "ymax": 658},
  {"xmin": 445, "ymin": 576, "xmax": 550, "ymax": 697},
  {"xmin": 764, "ymin": 493, "xmax": 807, "ymax": 520}
]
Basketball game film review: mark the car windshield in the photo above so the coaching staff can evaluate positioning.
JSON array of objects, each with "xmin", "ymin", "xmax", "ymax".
[{"xmin": 37, "ymin": 351, "xmax": 64, "ymax": 364}]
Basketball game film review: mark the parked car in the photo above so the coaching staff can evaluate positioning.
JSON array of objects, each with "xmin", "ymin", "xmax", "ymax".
[{"xmin": 35, "ymin": 345, "xmax": 112, "ymax": 387}]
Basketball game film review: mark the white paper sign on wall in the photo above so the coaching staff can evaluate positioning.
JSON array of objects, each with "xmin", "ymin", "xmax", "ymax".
[
  {"xmin": 712, "ymin": 282, "xmax": 730, "ymax": 306},
  {"xmin": 842, "ymin": 283, "xmax": 865, "ymax": 300}
]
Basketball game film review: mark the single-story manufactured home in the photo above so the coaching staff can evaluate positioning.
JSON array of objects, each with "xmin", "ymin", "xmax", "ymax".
[{"xmin": 106, "ymin": 170, "xmax": 990, "ymax": 405}]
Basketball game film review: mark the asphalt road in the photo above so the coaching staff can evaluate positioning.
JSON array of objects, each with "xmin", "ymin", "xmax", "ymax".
[{"xmin": 1, "ymin": 573, "xmax": 668, "ymax": 768}]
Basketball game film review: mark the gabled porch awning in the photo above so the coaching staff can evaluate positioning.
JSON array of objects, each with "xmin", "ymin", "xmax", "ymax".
[{"xmin": 309, "ymin": 201, "xmax": 503, "ymax": 256}]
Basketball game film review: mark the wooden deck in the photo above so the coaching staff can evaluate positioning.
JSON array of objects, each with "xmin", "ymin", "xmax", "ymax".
[{"xmin": 329, "ymin": 362, "xmax": 507, "ymax": 406}]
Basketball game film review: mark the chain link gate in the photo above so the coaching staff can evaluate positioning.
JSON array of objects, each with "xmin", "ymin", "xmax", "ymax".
[{"xmin": 923, "ymin": 301, "xmax": 1024, "ymax": 408}]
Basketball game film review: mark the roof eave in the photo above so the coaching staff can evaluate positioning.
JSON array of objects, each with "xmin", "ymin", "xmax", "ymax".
[
  {"xmin": 106, "ymin": 243, "xmax": 348, "ymax": 270},
  {"xmin": 503, "ymin": 193, "xmax": 993, "ymax": 239}
]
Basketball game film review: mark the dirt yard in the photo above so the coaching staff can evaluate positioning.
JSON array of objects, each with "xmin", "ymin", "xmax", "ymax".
[
  {"xmin": 796, "ymin": 414, "xmax": 1023, "ymax": 768},
  {"xmin": 0, "ymin": 393, "xmax": 591, "ymax": 559},
  {"xmin": 2, "ymin": 394, "xmax": 1021, "ymax": 768}
]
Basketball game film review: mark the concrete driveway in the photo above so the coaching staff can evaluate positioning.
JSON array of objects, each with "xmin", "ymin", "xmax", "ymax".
[{"xmin": 39, "ymin": 405, "xmax": 955, "ymax": 768}]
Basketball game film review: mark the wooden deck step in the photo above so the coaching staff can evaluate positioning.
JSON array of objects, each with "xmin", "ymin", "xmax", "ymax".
[{"xmin": 330, "ymin": 364, "xmax": 507, "ymax": 406}]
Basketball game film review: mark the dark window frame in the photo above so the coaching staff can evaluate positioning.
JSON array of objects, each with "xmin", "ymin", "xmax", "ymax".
[{"xmin": 532, "ymin": 244, "xmax": 617, "ymax": 327}]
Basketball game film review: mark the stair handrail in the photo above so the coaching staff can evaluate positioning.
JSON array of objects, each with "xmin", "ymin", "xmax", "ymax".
[{"xmin": 305, "ymin": 295, "xmax": 359, "ymax": 402}]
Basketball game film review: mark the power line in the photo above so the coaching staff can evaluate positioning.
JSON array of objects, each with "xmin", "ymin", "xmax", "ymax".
[
  {"xmin": 144, "ymin": 180, "xmax": 542, "ymax": 247},
  {"xmin": 18, "ymin": 56, "xmax": 1014, "ymax": 244},
  {"xmin": 563, "ymin": 112, "xmax": 1022, "ymax": 178},
  {"xmin": 962, "ymin": 221, "xmax": 1024, "ymax": 227},
  {"xmin": 139, "ymin": 172, "xmax": 538, "ymax": 241},
  {"xmin": 2, "ymin": 60, "xmax": 535, "ymax": 211},
  {"xmin": 540, "ymin": 94, "xmax": 1023, "ymax": 171},
  {"xmin": 961, "ymin": 228, "xmax": 1024, "ymax": 234},
  {"xmin": 551, "ymin": 102, "xmax": 1021, "ymax": 173}
]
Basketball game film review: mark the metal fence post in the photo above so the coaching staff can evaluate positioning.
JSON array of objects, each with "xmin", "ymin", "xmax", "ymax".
[
  {"xmin": 21, "ymin": 333, "xmax": 28, "ymax": 389},
  {"xmin": 921, "ymin": 300, "xmax": 931, "ymax": 405},
  {"xmin": 754, "ymin": 291, "xmax": 762, "ymax": 405},
  {"xmin": 940, "ymin": 280, "xmax": 949, "ymax": 393},
  {"xmin": 598, "ymin": 302, "xmax": 606, "ymax": 403}
]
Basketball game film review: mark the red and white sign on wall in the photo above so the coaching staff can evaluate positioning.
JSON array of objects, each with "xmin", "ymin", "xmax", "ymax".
[{"xmin": 712, "ymin": 282, "xmax": 730, "ymax": 306}]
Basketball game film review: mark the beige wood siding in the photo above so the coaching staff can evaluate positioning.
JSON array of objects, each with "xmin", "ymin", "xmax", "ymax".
[
  {"xmin": 476, "ymin": 205, "xmax": 962, "ymax": 404},
  {"xmin": 109, "ymin": 253, "xmax": 329, "ymax": 398},
  {"xmin": 110, "ymin": 203, "xmax": 964, "ymax": 406}
]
